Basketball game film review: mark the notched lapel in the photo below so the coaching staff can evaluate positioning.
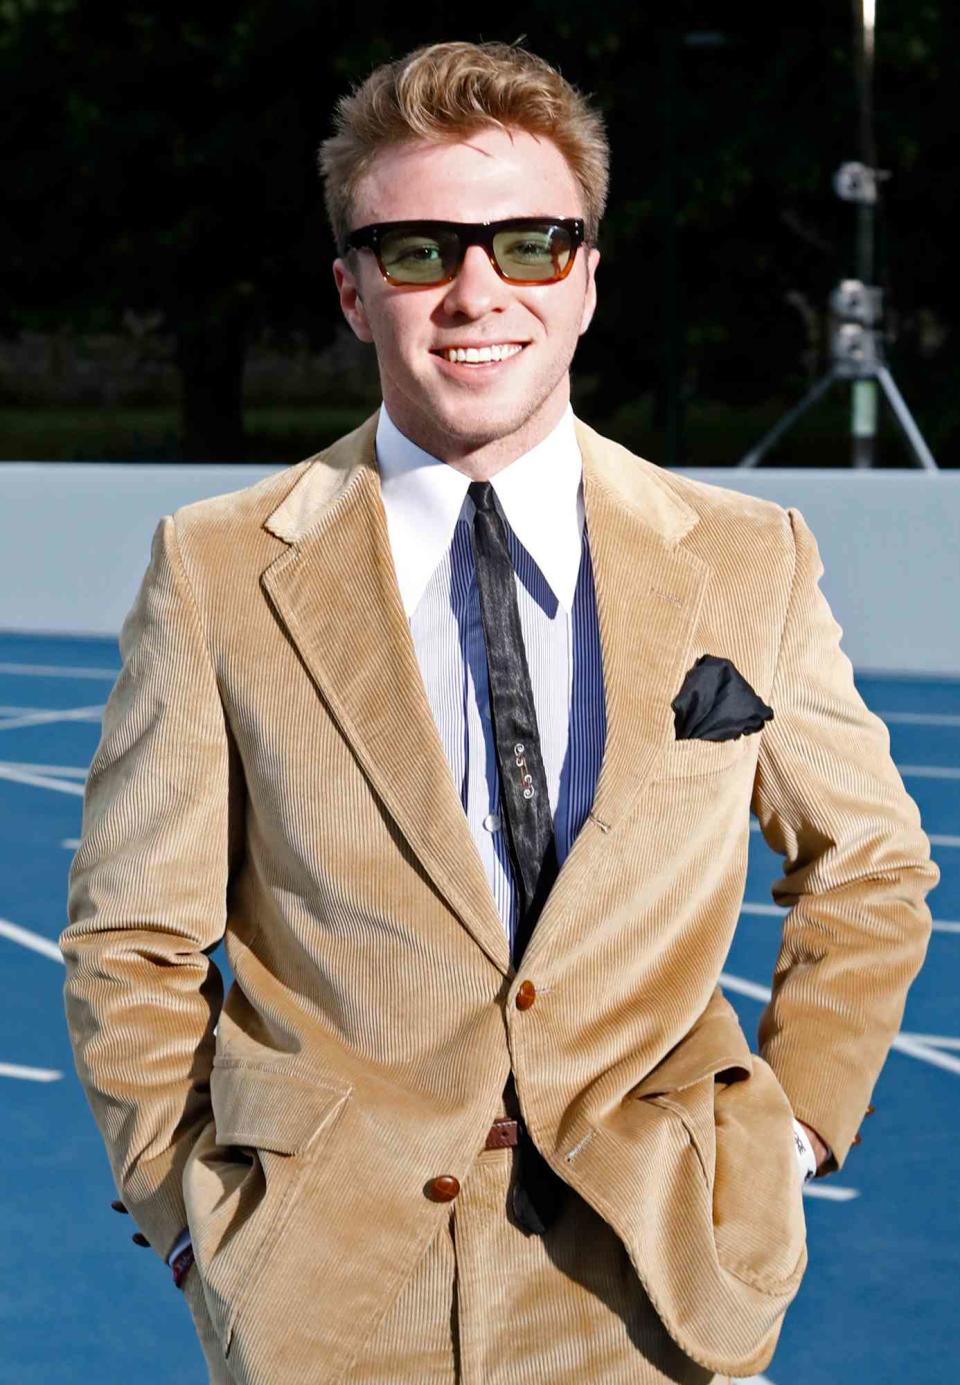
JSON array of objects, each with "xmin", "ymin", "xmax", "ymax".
[
  {"xmin": 522, "ymin": 421, "xmax": 712, "ymax": 961},
  {"xmin": 260, "ymin": 414, "xmax": 510, "ymax": 975},
  {"xmin": 579, "ymin": 421, "xmax": 711, "ymax": 832}
]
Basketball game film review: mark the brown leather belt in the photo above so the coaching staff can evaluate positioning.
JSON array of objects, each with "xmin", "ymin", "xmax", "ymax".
[{"xmin": 484, "ymin": 1116, "xmax": 523, "ymax": 1149}]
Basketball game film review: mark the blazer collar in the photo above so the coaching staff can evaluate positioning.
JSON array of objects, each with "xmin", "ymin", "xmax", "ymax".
[
  {"xmin": 263, "ymin": 409, "xmax": 699, "ymax": 549},
  {"xmin": 261, "ymin": 408, "xmax": 708, "ymax": 976}
]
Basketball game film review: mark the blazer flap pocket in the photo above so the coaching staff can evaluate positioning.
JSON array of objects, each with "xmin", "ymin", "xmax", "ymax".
[
  {"xmin": 629, "ymin": 989, "xmax": 754, "ymax": 1099},
  {"xmin": 211, "ymin": 1061, "xmax": 352, "ymax": 1155}
]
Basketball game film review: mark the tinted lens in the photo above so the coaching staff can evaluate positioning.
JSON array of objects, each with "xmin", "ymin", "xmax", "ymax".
[
  {"xmin": 379, "ymin": 228, "xmax": 458, "ymax": 284},
  {"xmin": 492, "ymin": 222, "xmax": 574, "ymax": 281}
]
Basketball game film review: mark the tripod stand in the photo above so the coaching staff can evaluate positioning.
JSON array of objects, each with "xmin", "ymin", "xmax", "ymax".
[{"xmin": 738, "ymin": 2, "xmax": 938, "ymax": 470}]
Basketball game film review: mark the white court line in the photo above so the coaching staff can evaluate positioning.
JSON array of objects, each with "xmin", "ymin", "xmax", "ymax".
[
  {"xmin": 0, "ymin": 661, "xmax": 118, "ymax": 680},
  {"xmin": 889, "ymin": 1033, "xmax": 960, "ymax": 1076},
  {"xmin": 803, "ymin": 1183, "xmax": 860, "ymax": 1202},
  {"xmin": 719, "ymin": 971, "xmax": 960, "ymax": 1076},
  {"xmin": 899, "ymin": 1033, "xmax": 960, "ymax": 1051},
  {"xmin": 0, "ymin": 917, "xmax": 65, "ymax": 964},
  {"xmin": 877, "ymin": 711, "xmax": 960, "ymax": 726},
  {"xmin": 0, "ymin": 761, "xmax": 87, "ymax": 778},
  {"xmin": 0, "ymin": 1061, "xmax": 62, "ymax": 1082},
  {"xmin": 0, "ymin": 704, "xmax": 105, "ymax": 732},
  {"xmin": 748, "ymin": 821, "xmax": 960, "ymax": 849},
  {"xmin": 739, "ymin": 900, "xmax": 960, "ymax": 936},
  {"xmin": 896, "ymin": 764, "xmax": 960, "ymax": 780},
  {"xmin": 0, "ymin": 764, "xmax": 85, "ymax": 795},
  {"xmin": 720, "ymin": 971, "xmax": 783, "ymax": 1004}
]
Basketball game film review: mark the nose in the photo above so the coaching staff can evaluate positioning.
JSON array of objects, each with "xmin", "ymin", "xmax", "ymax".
[{"xmin": 439, "ymin": 243, "xmax": 509, "ymax": 319}]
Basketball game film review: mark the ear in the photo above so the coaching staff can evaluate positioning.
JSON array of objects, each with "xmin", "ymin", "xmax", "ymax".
[
  {"xmin": 578, "ymin": 246, "xmax": 600, "ymax": 337},
  {"xmin": 333, "ymin": 256, "xmax": 374, "ymax": 344}
]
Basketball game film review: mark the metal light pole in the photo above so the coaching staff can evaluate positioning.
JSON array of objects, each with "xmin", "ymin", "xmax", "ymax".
[
  {"xmin": 851, "ymin": 0, "xmax": 879, "ymax": 466},
  {"xmin": 739, "ymin": 0, "xmax": 937, "ymax": 470}
]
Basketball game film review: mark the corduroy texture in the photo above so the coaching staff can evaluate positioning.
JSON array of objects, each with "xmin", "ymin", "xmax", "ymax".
[
  {"xmin": 60, "ymin": 411, "xmax": 939, "ymax": 1382},
  {"xmin": 343, "ymin": 1140, "xmax": 731, "ymax": 1384},
  {"xmin": 182, "ymin": 1111, "xmax": 735, "ymax": 1383}
]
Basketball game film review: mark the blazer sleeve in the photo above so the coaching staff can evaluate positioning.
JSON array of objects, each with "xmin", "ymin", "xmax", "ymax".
[
  {"xmin": 750, "ymin": 506, "xmax": 940, "ymax": 1174},
  {"xmin": 59, "ymin": 513, "xmax": 244, "ymax": 1265}
]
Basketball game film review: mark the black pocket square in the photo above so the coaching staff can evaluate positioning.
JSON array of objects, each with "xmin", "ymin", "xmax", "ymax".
[{"xmin": 671, "ymin": 654, "xmax": 774, "ymax": 742}]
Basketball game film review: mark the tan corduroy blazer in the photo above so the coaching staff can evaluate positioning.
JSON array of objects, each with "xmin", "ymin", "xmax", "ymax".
[{"xmin": 61, "ymin": 412, "xmax": 939, "ymax": 1381}]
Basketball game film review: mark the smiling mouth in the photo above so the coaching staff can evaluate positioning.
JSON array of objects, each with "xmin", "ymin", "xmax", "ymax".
[{"xmin": 432, "ymin": 343, "xmax": 526, "ymax": 365}]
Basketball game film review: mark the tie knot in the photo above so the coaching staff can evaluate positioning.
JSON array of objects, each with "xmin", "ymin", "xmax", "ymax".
[{"xmin": 468, "ymin": 480, "xmax": 495, "ymax": 513}]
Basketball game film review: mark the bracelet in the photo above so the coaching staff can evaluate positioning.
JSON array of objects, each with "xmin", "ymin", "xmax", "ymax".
[{"xmin": 171, "ymin": 1243, "xmax": 195, "ymax": 1289}]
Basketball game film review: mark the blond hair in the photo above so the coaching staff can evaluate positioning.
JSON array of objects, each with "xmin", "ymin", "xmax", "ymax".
[{"xmin": 318, "ymin": 41, "xmax": 609, "ymax": 251}]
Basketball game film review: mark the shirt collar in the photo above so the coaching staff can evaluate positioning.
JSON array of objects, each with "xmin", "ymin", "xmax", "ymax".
[{"xmin": 375, "ymin": 403, "xmax": 584, "ymax": 617}]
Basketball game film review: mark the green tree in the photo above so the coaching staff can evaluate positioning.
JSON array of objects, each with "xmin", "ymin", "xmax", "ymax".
[
  {"xmin": 1, "ymin": 1, "xmax": 955, "ymax": 463},
  {"xmin": 1, "ymin": 1, "xmax": 337, "ymax": 458}
]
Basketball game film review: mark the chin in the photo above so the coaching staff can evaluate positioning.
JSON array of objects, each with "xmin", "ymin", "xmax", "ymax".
[{"xmin": 428, "ymin": 396, "xmax": 542, "ymax": 449}]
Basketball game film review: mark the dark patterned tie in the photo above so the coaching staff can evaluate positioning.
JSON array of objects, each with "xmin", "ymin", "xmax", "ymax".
[
  {"xmin": 467, "ymin": 479, "xmax": 565, "ymax": 1235},
  {"xmin": 467, "ymin": 480, "xmax": 560, "ymax": 965}
]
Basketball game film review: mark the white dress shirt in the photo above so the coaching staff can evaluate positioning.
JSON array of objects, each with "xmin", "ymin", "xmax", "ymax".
[{"xmin": 376, "ymin": 401, "xmax": 604, "ymax": 953}]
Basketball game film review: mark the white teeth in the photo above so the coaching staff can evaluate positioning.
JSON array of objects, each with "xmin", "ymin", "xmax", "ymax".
[{"xmin": 442, "ymin": 344, "xmax": 523, "ymax": 364}]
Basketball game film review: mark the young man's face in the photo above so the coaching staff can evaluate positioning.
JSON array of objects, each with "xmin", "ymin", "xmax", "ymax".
[{"xmin": 333, "ymin": 126, "xmax": 600, "ymax": 468}]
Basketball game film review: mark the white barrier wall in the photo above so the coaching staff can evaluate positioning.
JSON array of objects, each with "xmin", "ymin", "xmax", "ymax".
[
  {"xmin": 1, "ymin": 460, "xmax": 958, "ymax": 675},
  {"xmin": 676, "ymin": 468, "xmax": 959, "ymax": 678}
]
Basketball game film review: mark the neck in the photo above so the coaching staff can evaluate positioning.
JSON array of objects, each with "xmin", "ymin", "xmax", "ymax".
[{"xmin": 381, "ymin": 379, "xmax": 571, "ymax": 481}]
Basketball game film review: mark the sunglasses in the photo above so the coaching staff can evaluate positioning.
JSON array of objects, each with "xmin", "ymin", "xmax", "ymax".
[{"xmin": 343, "ymin": 217, "xmax": 586, "ymax": 287}]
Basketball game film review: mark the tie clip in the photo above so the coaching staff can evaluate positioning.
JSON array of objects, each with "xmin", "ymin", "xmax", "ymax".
[{"xmin": 513, "ymin": 742, "xmax": 535, "ymax": 800}]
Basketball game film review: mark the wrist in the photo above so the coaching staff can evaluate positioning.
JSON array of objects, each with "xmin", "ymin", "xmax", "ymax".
[{"xmin": 797, "ymin": 1119, "xmax": 829, "ymax": 1169}]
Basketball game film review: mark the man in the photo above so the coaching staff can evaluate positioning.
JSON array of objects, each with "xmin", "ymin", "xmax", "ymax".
[{"xmin": 60, "ymin": 39, "xmax": 939, "ymax": 1385}]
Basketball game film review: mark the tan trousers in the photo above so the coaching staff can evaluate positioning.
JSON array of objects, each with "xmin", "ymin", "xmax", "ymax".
[
  {"xmin": 342, "ymin": 1136, "xmax": 730, "ymax": 1385},
  {"xmin": 183, "ymin": 1102, "xmax": 732, "ymax": 1384}
]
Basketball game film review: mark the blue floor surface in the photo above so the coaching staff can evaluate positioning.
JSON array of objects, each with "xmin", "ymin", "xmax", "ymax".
[{"xmin": 1, "ymin": 629, "xmax": 956, "ymax": 1384}]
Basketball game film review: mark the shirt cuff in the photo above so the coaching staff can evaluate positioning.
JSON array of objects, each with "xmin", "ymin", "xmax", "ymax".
[
  {"xmin": 791, "ymin": 1117, "xmax": 820, "ymax": 1184},
  {"xmin": 166, "ymin": 1225, "xmax": 193, "ymax": 1267}
]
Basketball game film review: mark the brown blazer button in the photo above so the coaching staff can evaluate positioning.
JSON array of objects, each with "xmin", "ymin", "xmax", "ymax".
[
  {"xmin": 131, "ymin": 1232, "xmax": 150, "ymax": 1246},
  {"xmin": 428, "ymin": 1175, "xmax": 460, "ymax": 1202},
  {"xmin": 851, "ymin": 1132, "xmax": 862, "ymax": 1146},
  {"xmin": 866, "ymin": 1104, "xmax": 876, "ymax": 1116},
  {"xmin": 516, "ymin": 980, "xmax": 536, "ymax": 1010},
  {"xmin": 111, "ymin": 1200, "xmax": 128, "ymax": 1214}
]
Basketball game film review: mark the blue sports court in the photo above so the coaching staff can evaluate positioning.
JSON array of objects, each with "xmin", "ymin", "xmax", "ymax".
[{"xmin": 2, "ymin": 628, "xmax": 956, "ymax": 1383}]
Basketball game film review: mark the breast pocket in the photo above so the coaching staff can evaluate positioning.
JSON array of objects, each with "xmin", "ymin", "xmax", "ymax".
[{"xmin": 653, "ymin": 732, "xmax": 756, "ymax": 780}]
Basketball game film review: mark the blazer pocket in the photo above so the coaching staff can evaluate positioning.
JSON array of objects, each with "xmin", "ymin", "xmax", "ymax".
[
  {"xmin": 628, "ymin": 986, "xmax": 754, "ymax": 1099},
  {"xmin": 653, "ymin": 732, "xmax": 755, "ymax": 781},
  {"xmin": 712, "ymin": 1056, "xmax": 807, "ymax": 1289},
  {"xmin": 210, "ymin": 1060, "xmax": 353, "ymax": 1155},
  {"xmin": 644, "ymin": 1057, "xmax": 806, "ymax": 1293},
  {"xmin": 190, "ymin": 1062, "xmax": 353, "ymax": 1358}
]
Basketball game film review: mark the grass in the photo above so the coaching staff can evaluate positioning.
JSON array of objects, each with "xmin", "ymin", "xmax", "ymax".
[
  {"xmin": 0, "ymin": 395, "xmax": 948, "ymax": 467},
  {"xmin": 0, "ymin": 405, "xmax": 377, "ymax": 464}
]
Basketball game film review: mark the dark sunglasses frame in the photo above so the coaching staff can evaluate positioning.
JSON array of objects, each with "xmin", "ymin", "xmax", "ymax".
[{"xmin": 342, "ymin": 217, "xmax": 586, "ymax": 287}]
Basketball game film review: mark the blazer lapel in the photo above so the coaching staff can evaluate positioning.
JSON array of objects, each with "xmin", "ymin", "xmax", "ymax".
[
  {"xmin": 258, "ymin": 410, "xmax": 712, "ymax": 978},
  {"xmin": 577, "ymin": 416, "xmax": 711, "ymax": 830},
  {"xmin": 260, "ymin": 413, "xmax": 511, "ymax": 975},
  {"xmin": 518, "ymin": 418, "xmax": 712, "ymax": 966}
]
